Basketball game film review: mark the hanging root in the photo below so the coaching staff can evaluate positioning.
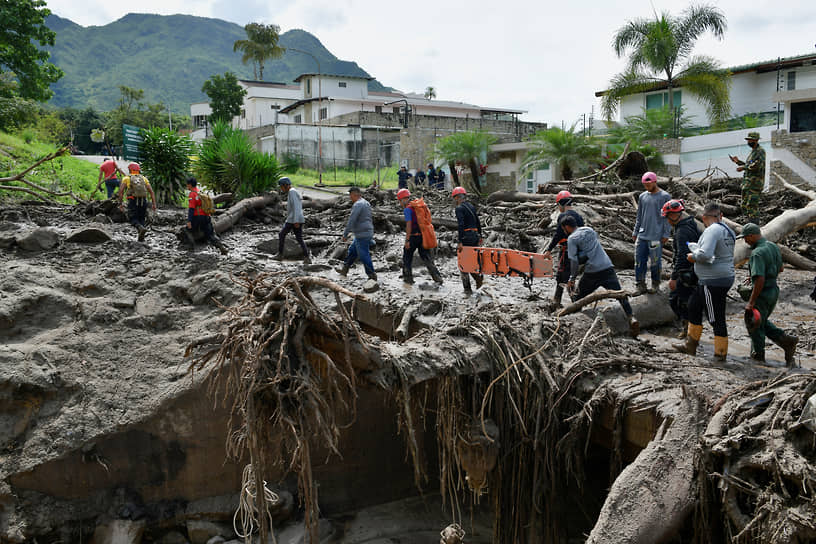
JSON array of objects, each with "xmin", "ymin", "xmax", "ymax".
[{"xmin": 187, "ymin": 274, "xmax": 369, "ymax": 542}]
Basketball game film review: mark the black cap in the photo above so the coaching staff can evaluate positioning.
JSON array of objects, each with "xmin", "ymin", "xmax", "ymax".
[
  {"xmin": 560, "ymin": 215, "xmax": 578, "ymax": 229},
  {"xmin": 348, "ymin": 186, "xmax": 361, "ymax": 194}
]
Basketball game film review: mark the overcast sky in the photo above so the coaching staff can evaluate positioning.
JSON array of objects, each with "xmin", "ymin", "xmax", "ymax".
[{"xmin": 45, "ymin": 0, "xmax": 816, "ymax": 127}]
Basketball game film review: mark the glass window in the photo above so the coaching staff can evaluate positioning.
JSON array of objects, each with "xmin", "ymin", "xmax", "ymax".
[
  {"xmin": 375, "ymin": 106, "xmax": 383, "ymax": 113},
  {"xmin": 646, "ymin": 90, "xmax": 681, "ymax": 110},
  {"xmin": 319, "ymin": 107, "xmax": 328, "ymax": 120},
  {"xmin": 787, "ymin": 71, "xmax": 796, "ymax": 91},
  {"xmin": 790, "ymin": 100, "xmax": 816, "ymax": 133},
  {"xmin": 294, "ymin": 114, "xmax": 302, "ymax": 124},
  {"xmin": 306, "ymin": 79, "xmax": 311, "ymax": 95},
  {"xmin": 339, "ymin": 82, "xmax": 347, "ymax": 88}
]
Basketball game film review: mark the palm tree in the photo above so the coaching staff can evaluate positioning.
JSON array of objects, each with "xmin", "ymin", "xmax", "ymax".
[
  {"xmin": 436, "ymin": 130, "xmax": 497, "ymax": 193},
  {"xmin": 233, "ymin": 23, "xmax": 285, "ymax": 81},
  {"xmin": 424, "ymin": 86, "xmax": 436, "ymax": 100},
  {"xmin": 522, "ymin": 124, "xmax": 599, "ymax": 181},
  {"xmin": 601, "ymin": 5, "xmax": 731, "ymax": 126}
]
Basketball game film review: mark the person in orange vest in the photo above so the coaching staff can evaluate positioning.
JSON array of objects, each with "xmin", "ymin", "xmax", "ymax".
[
  {"xmin": 397, "ymin": 188, "xmax": 443, "ymax": 285},
  {"xmin": 451, "ymin": 186, "xmax": 483, "ymax": 293},
  {"xmin": 185, "ymin": 177, "xmax": 227, "ymax": 255}
]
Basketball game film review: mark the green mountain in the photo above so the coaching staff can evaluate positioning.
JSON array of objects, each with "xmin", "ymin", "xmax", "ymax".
[{"xmin": 44, "ymin": 13, "xmax": 388, "ymax": 114}]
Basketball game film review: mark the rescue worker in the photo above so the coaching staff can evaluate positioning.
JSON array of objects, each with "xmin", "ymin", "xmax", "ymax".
[
  {"xmin": 738, "ymin": 223, "xmax": 798, "ymax": 366},
  {"xmin": 337, "ymin": 187, "xmax": 377, "ymax": 281},
  {"xmin": 730, "ymin": 131, "xmax": 765, "ymax": 222},
  {"xmin": 427, "ymin": 163, "xmax": 437, "ymax": 188},
  {"xmin": 117, "ymin": 162, "xmax": 156, "ymax": 242},
  {"xmin": 662, "ymin": 199, "xmax": 699, "ymax": 337},
  {"xmin": 543, "ymin": 190, "xmax": 584, "ymax": 308},
  {"xmin": 397, "ymin": 188, "xmax": 443, "ymax": 285},
  {"xmin": 451, "ymin": 186, "xmax": 483, "ymax": 293},
  {"xmin": 632, "ymin": 171, "xmax": 671, "ymax": 294},
  {"xmin": 277, "ymin": 177, "xmax": 311, "ymax": 264},
  {"xmin": 185, "ymin": 176, "xmax": 227, "ymax": 255},
  {"xmin": 397, "ymin": 165, "xmax": 411, "ymax": 190},
  {"xmin": 560, "ymin": 216, "xmax": 639, "ymax": 336},
  {"xmin": 674, "ymin": 202, "xmax": 735, "ymax": 362},
  {"xmin": 97, "ymin": 157, "xmax": 126, "ymax": 198}
]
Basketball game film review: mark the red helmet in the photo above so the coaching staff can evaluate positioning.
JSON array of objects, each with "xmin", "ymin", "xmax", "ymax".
[
  {"xmin": 128, "ymin": 162, "xmax": 141, "ymax": 173},
  {"xmin": 451, "ymin": 186, "xmax": 466, "ymax": 197},
  {"xmin": 555, "ymin": 190, "xmax": 573, "ymax": 205},
  {"xmin": 661, "ymin": 199, "xmax": 686, "ymax": 216},
  {"xmin": 396, "ymin": 188, "xmax": 411, "ymax": 200},
  {"xmin": 642, "ymin": 171, "xmax": 657, "ymax": 183},
  {"xmin": 744, "ymin": 308, "xmax": 762, "ymax": 332}
]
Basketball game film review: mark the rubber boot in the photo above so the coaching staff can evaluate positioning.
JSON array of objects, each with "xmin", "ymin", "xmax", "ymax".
[
  {"xmin": 474, "ymin": 275, "xmax": 484, "ymax": 289},
  {"xmin": 634, "ymin": 281, "xmax": 648, "ymax": 295},
  {"xmin": 403, "ymin": 269, "xmax": 414, "ymax": 285},
  {"xmin": 137, "ymin": 225, "xmax": 147, "ymax": 242},
  {"xmin": 713, "ymin": 336, "xmax": 728, "ymax": 362},
  {"xmin": 677, "ymin": 319, "xmax": 688, "ymax": 339},
  {"xmin": 215, "ymin": 241, "xmax": 228, "ymax": 255},
  {"xmin": 428, "ymin": 264, "xmax": 444, "ymax": 285},
  {"xmin": 628, "ymin": 315, "xmax": 640, "ymax": 337},
  {"xmin": 773, "ymin": 333, "xmax": 798, "ymax": 367},
  {"xmin": 673, "ymin": 323, "xmax": 702, "ymax": 355},
  {"xmin": 551, "ymin": 285, "xmax": 564, "ymax": 308},
  {"xmin": 367, "ymin": 270, "xmax": 378, "ymax": 281},
  {"xmin": 750, "ymin": 351, "xmax": 765, "ymax": 363}
]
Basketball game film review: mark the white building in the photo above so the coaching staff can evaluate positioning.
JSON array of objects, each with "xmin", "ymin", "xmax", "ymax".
[{"xmin": 598, "ymin": 52, "xmax": 816, "ymax": 131}]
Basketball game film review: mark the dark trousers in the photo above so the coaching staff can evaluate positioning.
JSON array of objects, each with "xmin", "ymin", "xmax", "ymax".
[
  {"xmin": 576, "ymin": 267, "xmax": 633, "ymax": 316},
  {"xmin": 688, "ymin": 282, "xmax": 733, "ymax": 337},
  {"xmin": 278, "ymin": 222, "xmax": 309, "ymax": 257},
  {"xmin": 669, "ymin": 283, "xmax": 695, "ymax": 321},
  {"xmin": 748, "ymin": 286, "xmax": 785, "ymax": 357},
  {"xmin": 345, "ymin": 236, "xmax": 375, "ymax": 277},
  {"xmin": 403, "ymin": 234, "xmax": 438, "ymax": 277},
  {"xmin": 460, "ymin": 234, "xmax": 482, "ymax": 290},
  {"xmin": 104, "ymin": 178, "xmax": 119, "ymax": 199},
  {"xmin": 189, "ymin": 215, "xmax": 220, "ymax": 245},
  {"xmin": 127, "ymin": 198, "xmax": 148, "ymax": 229}
]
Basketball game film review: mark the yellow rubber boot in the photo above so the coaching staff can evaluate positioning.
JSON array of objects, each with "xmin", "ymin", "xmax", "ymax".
[
  {"xmin": 713, "ymin": 336, "xmax": 728, "ymax": 362},
  {"xmin": 673, "ymin": 323, "xmax": 702, "ymax": 355}
]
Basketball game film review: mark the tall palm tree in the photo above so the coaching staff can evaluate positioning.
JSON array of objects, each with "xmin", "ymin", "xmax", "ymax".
[
  {"xmin": 522, "ymin": 124, "xmax": 599, "ymax": 181},
  {"xmin": 233, "ymin": 23, "xmax": 285, "ymax": 81},
  {"xmin": 601, "ymin": 4, "xmax": 731, "ymax": 126},
  {"xmin": 424, "ymin": 86, "xmax": 436, "ymax": 100}
]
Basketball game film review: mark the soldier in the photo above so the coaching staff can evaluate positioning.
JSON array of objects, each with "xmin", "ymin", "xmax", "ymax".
[
  {"xmin": 451, "ymin": 186, "xmax": 483, "ymax": 294},
  {"xmin": 730, "ymin": 131, "xmax": 765, "ymax": 222},
  {"xmin": 738, "ymin": 223, "xmax": 798, "ymax": 366}
]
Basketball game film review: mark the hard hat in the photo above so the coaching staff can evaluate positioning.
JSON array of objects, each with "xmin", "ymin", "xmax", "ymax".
[
  {"xmin": 278, "ymin": 177, "xmax": 292, "ymax": 186},
  {"xmin": 661, "ymin": 199, "xmax": 686, "ymax": 216},
  {"xmin": 555, "ymin": 190, "xmax": 573, "ymax": 205},
  {"xmin": 451, "ymin": 186, "xmax": 466, "ymax": 197},
  {"xmin": 641, "ymin": 171, "xmax": 657, "ymax": 183},
  {"xmin": 128, "ymin": 162, "xmax": 140, "ymax": 173},
  {"xmin": 396, "ymin": 188, "xmax": 411, "ymax": 200}
]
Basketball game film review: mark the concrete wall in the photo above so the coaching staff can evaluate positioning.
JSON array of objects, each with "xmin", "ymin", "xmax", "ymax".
[
  {"xmin": 678, "ymin": 126, "xmax": 775, "ymax": 184},
  {"xmin": 772, "ymin": 129, "xmax": 816, "ymax": 171}
]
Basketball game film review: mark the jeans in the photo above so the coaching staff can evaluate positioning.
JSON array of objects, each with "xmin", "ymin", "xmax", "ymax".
[
  {"xmin": 104, "ymin": 178, "xmax": 119, "ymax": 199},
  {"xmin": 278, "ymin": 222, "xmax": 309, "ymax": 257},
  {"xmin": 688, "ymin": 281, "xmax": 733, "ymax": 337},
  {"xmin": 635, "ymin": 238, "xmax": 662, "ymax": 283},
  {"xmin": 575, "ymin": 267, "xmax": 633, "ymax": 316},
  {"xmin": 345, "ymin": 236, "xmax": 375, "ymax": 277}
]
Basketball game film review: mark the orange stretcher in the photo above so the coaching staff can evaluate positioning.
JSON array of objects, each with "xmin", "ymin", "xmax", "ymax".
[{"xmin": 457, "ymin": 246, "xmax": 553, "ymax": 288}]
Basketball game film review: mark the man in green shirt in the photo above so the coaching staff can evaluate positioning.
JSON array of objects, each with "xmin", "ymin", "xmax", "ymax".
[{"xmin": 739, "ymin": 223, "xmax": 798, "ymax": 366}]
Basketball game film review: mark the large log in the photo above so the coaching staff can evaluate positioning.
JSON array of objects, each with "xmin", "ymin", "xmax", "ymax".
[
  {"xmin": 487, "ymin": 191, "xmax": 550, "ymax": 203},
  {"xmin": 732, "ymin": 202, "xmax": 816, "ymax": 264},
  {"xmin": 779, "ymin": 244, "xmax": 816, "ymax": 271},
  {"xmin": 213, "ymin": 193, "xmax": 279, "ymax": 234},
  {"xmin": 376, "ymin": 212, "xmax": 460, "ymax": 230}
]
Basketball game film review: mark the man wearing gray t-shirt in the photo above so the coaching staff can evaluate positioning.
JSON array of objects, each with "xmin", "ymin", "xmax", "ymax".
[{"xmin": 632, "ymin": 171, "xmax": 671, "ymax": 294}]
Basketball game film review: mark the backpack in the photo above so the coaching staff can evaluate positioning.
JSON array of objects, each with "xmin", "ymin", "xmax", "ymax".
[
  {"xmin": 129, "ymin": 174, "xmax": 148, "ymax": 198},
  {"xmin": 408, "ymin": 198, "xmax": 437, "ymax": 249},
  {"xmin": 198, "ymin": 192, "xmax": 215, "ymax": 215}
]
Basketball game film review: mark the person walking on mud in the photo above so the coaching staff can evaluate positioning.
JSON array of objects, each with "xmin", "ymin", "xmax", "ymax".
[
  {"xmin": 560, "ymin": 216, "xmax": 639, "ymax": 336},
  {"xmin": 185, "ymin": 177, "xmax": 228, "ymax": 255},
  {"xmin": 632, "ymin": 171, "xmax": 671, "ymax": 294},
  {"xmin": 451, "ymin": 186, "xmax": 483, "ymax": 294},
  {"xmin": 397, "ymin": 188, "xmax": 443, "ymax": 285},
  {"xmin": 730, "ymin": 131, "xmax": 765, "ymax": 222},
  {"xmin": 117, "ymin": 162, "xmax": 156, "ymax": 242},
  {"xmin": 337, "ymin": 187, "xmax": 377, "ymax": 281},
  {"xmin": 674, "ymin": 203, "xmax": 735, "ymax": 362},
  {"xmin": 662, "ymin": 199, "xmax": 699, "ymax": 338},
  {"xmin": 738, "ymin": 223, "xmax": 798, "ymax": 366},
  {"xmin": 543, "ymin": 190, "xmax": 584, "ymax": 308},
  {"xmin": 97, "ymin": 157, "xmax": 125, "ymax": 199},
  {"xmin": 277, "ymin": 177, "xmax": 311, "ymax": 264}
]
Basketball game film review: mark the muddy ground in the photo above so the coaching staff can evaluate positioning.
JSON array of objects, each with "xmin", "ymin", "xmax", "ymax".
[{"xmin": 1, "ymin": 181, "xmax": 815, "ymax": 544}]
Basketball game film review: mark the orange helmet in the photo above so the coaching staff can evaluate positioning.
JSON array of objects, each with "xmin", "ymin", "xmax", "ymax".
[
  {"xmin": 556, "ymin": 190, "xmax": 573, "ymax": 205},
  {"xmin": 451, "ymin": 186, "xmax": 466, "ymax": 197},
  {"xmin": 661, "ymin": 199, "xmax": 686, "ymax": 216},
  {"xmin": 128, "ymin": 162, "xmax": 141, "ymax": 173},
  {"xmin": 396, "ymin": 188, "xmax": 411, "ymax": 200}
]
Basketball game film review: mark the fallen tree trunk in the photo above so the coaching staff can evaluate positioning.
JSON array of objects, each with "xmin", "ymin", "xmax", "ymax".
[
  {"xmin": 377, "ymin": 212, "xmax": 460, "ymax": 230},
  {"xmin": 487, "ymin": 191, "xmax": 550, "ymax": 203},
  {"xmin": 557, "ymin": 289, "xmax": 631, "ymax": 317},
  {"xmin": 733, "ymin": 202, "xmax": 816, "ymax": 264},
  {"xmin": 779, "ymin": 244, "xmax": 816, "ymax": 271},
  {"xmin": 214, "ymin": 194, "xmax": 279, "ymax": 234}
]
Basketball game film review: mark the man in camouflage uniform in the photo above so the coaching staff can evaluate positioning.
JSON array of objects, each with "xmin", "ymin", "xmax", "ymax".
[{"xmin": 730, "ymin": 131, "xmax": 765, "ymax": 221}]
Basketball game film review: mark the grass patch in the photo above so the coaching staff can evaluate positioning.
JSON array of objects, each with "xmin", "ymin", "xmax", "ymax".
[
  {"xmin": 289, "ymin": 165, "xmax": 400, "ymax": 190},
  {"xmin": 0, "ymin": 131, "xmax": 103, "ymax": 203}
]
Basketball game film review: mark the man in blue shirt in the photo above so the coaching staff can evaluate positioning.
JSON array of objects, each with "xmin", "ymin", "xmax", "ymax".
[
  {"xmin": 561, "ymin": 216, "xmax": 639, "ymax": 336},
  {"xmin": 397, "ymin": 166, "xmax": 411, "ymax": 189},
  {"xmin": 397, "ymin": 188, "xmax": 442, "ymax": 285},
  {"xmin": 632, "ymin": 172, "xmax": 671, "ymax": 294},
  {"xmin": 337, "ymin": 187, "xmax": 377, "ymax": 281}
]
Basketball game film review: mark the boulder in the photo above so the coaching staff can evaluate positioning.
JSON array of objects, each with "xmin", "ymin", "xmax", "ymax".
[
  {"xmin": 66, "ymin": 227, "xmax": 112, "ymax": 243},
  {"xmin": 16, "ymin": 227, "xmax": 59, "ymax": 251},
  {"xmin": 185, "ymin": 520, "xmax": 234, "ymax": 544},
  {"xmin": 156, "ymin": 531, "xmax": 189, "ymax": 544},
  {"xmin": 0, "ymin": 233, "xmax": 16, "ymax": 249},
  {"xmin": 363, "ymin": 279, "xmax": 380, "ymax": 293},
  {"xmin": 184, "ymin": 494, "xmax": 238, "ymax": 522},
  {"xmin": 91, "ymin": 519, "xmax": 146, "ymax": 544}
]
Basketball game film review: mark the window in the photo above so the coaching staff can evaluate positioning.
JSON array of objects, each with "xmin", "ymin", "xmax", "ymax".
[
  {"xmin": 646, "ymin": 90, "xmax": 681, "ymax": 110},
  {"xmin": 306, "ymin": 79, "xmax": 311, "ymax": 95},
  {"xmin": 319, "ymin": 107, "xmax": 328, "ymax": 120},
  {"xmin": 193, "ymin": 115, "xmax": 208, "ymax": 128},
  {"xmin": 375, "ymin": 106, "xmax": 383, "ymax": 113},
  {"xmin": 270, "ymin": 105, "xmax": 280, "ymax": 110},
  {"xmin": 526, "ymin": 171, "xmax": 535, "ymax": 193},
  {"xmin": 241, "ymin": 109, "xmax": 246, "ymax": 119},
  {"xmin": 790, "ymin": 101, "xmax": 816, "ymax": 133},
  {"xmin": 294, "ymin": 114, "xmax": 302, "ymax": 124},
  {"xmin": 339, "ymin": 82, "xmax": 347, "ymax": 88},
  {"xmin": 393, "ymin": 106, "xmax": 400, "ymax": 114},
  {"xmin": 787, "ymin": 71, "xmax": 796, "ymax": 91}
]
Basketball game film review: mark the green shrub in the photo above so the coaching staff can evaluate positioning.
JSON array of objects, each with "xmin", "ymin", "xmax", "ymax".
[
  {"xmin": 281, "ymin": 152, "xmax": 300, "ymax": 173},
  {"xmin": 20, "ymin": 128, "xmax": 36, "ymax": 144},
  {"xmin": 138, "ymin": 127, "xmax": 195, "ymax": 205}
]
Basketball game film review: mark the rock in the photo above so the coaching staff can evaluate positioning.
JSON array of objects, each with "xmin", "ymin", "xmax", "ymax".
[
  {"xmin": 66, "ymin": 227, "xmax": 112, "ymax": 243},
  {"xmin": 157, "ymin": 530, "xmax": 189, "ymax": 544},
  {"xmin": 206, "ymin": 537, "xmax": 225, "ymax": 544},
  {"xmin": 185, "ymin": 520, "xmax": 234, "ymax": 544},
  {"xmin": 91, "ymin": 519, "xmax": 146, "ymax": 544},
  {"xmin": 0, "ymin": 233, "xmax": 16, "ymax": 248},
  {"xmin": 16, "ymin": 227, "xmax": 59, "ymax": 251},
  {"xmin": 363, "ymin": 279, "xmax": 379, "ymax": 293},
  {"xmin": 93, "ymin": 214, "xmax": 113, "ymax": 224},
  {"xmin": 184, "ymin": 494, "xmax": 238, "ymax": 522},
  {"xmin": 273, "ymin": 519, "xmax": 335, "ymax": 544},
  {"xmin": 418, "ymin": 300, "xmax": 443, "ymax": 315}
]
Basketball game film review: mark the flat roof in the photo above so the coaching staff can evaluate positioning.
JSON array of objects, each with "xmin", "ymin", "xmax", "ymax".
[
  {"xmin": 294, "ymin": 73, "xmax": 373, "ymax": 82},
  {"xmin": 239, "ymin": 79, "xmax": 295, "ymax": 88}
]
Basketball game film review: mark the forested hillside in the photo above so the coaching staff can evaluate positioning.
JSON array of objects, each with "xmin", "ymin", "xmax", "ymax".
[{"xmin": 45, "ymin": 13, "xmax": 387, "ymax": 114}]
